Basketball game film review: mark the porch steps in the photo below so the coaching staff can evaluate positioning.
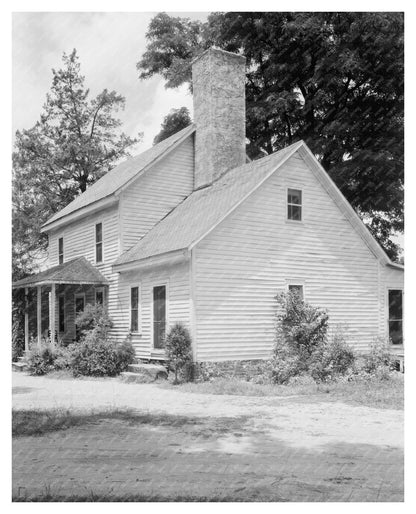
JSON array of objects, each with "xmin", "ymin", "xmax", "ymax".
[
  {"xmin": 12, "ymin": 356, "xmax": 28, "ymax": 372},
  {"xmin": 120, "ymin": 363, "xmax": 168, "ymax": 383}
]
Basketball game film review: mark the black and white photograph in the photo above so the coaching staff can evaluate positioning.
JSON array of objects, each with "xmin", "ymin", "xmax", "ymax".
[{"xmin": 8, "ymin": 3, "xmax": 408, "ymax": 504}]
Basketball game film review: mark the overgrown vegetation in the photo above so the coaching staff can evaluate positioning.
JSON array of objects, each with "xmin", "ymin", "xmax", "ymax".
[
  {"xmin": 272, "ymin": 292, "xmax": 355, "ymax": 384},
  {"xmin": 165, "ymin": 323, "xmax": 193, "ymax": 383},
  {"xmin": 26, "ymin": 305, "xmax": 135, "ymax": 377}
]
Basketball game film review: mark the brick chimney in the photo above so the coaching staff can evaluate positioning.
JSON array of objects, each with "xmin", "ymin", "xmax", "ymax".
[{"xmin": 192, "ymin": 48, "xmax": 246, "ymax": 189}]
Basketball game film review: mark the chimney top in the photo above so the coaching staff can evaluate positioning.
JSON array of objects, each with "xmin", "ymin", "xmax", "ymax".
[{"xmin": 191, "ymin": 47, "xmax": 246, "ymax": 66}]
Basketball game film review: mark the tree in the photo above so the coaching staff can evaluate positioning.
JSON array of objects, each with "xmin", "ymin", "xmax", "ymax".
[
  {"xmin": 153, "ymin": 107, "xmax": 192, "ymax": 145},
  {"xmin": 13, "ymin": 49, "xmax": 141, "ymax": 279},
  {"xmin": 137, "ymin": 12, "xmax": 404, "ymax": 260}
]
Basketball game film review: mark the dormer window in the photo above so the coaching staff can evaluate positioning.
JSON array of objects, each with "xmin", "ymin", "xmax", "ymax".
[
  {"xmin": 287, "ymin": 188, "xmax": 302, "ymax": 221},
  {"xmin": 58, "ymin": 237, "xmax": 64, "ymax": 264},
  {"xmin": 95, "ymin": 223, "xmax": 103, "ymax": 263}
]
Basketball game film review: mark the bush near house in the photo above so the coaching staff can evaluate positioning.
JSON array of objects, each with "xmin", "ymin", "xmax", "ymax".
[
  {"xmin": 165, "ymin": 323, "xmax": 193, "ymax": 383},
  {"xmin": 26, "ymin": 305, "xmax": 135, "ymax": 377},
  {"xmin": 271, "ymin": 291, "xmax": 356, "ymax": 384}
]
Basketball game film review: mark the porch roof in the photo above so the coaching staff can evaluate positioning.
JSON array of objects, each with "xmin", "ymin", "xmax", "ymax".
[{"xmin": 12, "ymin": 257, "xmax": 109, "ymax": 289}]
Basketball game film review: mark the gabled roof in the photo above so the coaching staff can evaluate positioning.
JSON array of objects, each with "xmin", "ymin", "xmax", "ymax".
[
  {"xmin": 13, "ymin": 257, "xmax": 109, "ymax": 288},
  {"xmin": 114, "ymin": 141, "xmax": 303, "ymax": 267},
  {"xmin": 42, "ymin": 124, "xmax": 196, "ymax": 230},
  {"xmin": 114, "ymin": 139, "xmax": 397, "ymax": 270}
]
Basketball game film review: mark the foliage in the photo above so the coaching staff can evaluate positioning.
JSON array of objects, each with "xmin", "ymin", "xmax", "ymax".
[
  {"xmin": 75, "ymin": 303, "xmax": 113, "ymax": 340},
  {"xmin": 26, "ymin": 343, "xmax": 71, "ymax": 376},
  {"xmin": 165, "ymin": 323, "xmax": 193, "ymax": 383},
  {"xmin": 361, "ymin": 336, "xmax": 393, "ymax": 374},
  {"xmin": 69, "ymin": 334, "xmax": 135, "ymax": 377},
  {"xmin": 12, "ymin": 49, "xmax": 141, "ymax": 279},
  {"xmin": 137, "ymin": 12, "xmax": 403, "ymax": 259},
  {"xmin": 272, "ymin": 292, "xmax": 356, "ymax": 383},
  {"xmin": 153, "ymin": 107, "xmax": 192, "ymax": 144}
]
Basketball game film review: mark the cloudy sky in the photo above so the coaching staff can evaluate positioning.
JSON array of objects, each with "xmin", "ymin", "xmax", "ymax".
[{"xmin": 12, "ymin": 12, "xmax": 208, "ymax": 152}]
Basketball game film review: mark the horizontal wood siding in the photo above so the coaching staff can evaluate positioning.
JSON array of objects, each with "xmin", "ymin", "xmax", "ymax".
[
  {"xmin": 115, "ymin": 260, "xmax": 191, "ymax": 358},
  {"xmin": 194, "ymin": 152, "xmax": 384, "ymax": 361},
  {"xmin": 120, "ymin": 136, "xmax": 194, "ymax": 252},
  {"xmin": 47, "ymin": 205, "xmax": 121, "ymax": 340}
]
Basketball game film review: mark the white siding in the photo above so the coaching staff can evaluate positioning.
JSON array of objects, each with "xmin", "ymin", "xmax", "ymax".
[
  {"xmin": 115, "ymin": 260, "xmax": 191, "ymax": 358},
  {"xmin": 47, "ymin": 205, "xmax": 121, "ymax": 342},
  {"xmin": 120, "ymin": 136, "xmax": 194, "ymax": 252},
  {"xmin": 194, "ymin": 151, "xmax": 386, "ymax": 361}
]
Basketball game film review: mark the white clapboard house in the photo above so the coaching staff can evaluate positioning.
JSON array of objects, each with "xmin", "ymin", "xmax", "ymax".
[{"xmin": 13, "ymin": 48, "xmax": 404, "ymax": 362}]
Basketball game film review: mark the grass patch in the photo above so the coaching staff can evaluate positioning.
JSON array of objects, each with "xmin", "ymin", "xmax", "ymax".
[
  {"xmin": 12, "ymin": 408, "xmax": 246, "ymax": 438},
  {"xmin": 161, "ymin": 373, "xmax": 403, "ymax": 410}
]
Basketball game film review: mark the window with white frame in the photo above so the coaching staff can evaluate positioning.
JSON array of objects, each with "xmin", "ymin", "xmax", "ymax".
[
  {"xmin": 287, "ymin": 188, "xmax": 302, "ymax": 221},
  {"xmin": 388, "ymin": 289, "xmax": 403, "ymax": 345},
  {"xmin": 95, "ymin": 223, "xmax": 103, "ymax": 263},
  {"xmin": 58, "ymin": 237, "xmax": 64, "ymax": 264},
  {"xmin": 130, "ymin": 286, "xmax": 139, "ymax": 332}
]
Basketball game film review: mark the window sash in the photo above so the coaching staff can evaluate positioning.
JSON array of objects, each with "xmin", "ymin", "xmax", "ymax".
[
  {"xmin": 288, "ymin": 284, "xmax": 304, "ymax": 300},
  {"xmin": 58, "ymin": 238, "xmax": 64, "ymax": 264},
  {"xmin": 130, "ymin": 287, "xmax": 139, "ymax": 332},
  {"xmin": 58, "ymin": 295, "xmax": 65, "ymax": 332},
  {"xmin": 287, "ymin": 189, "xmax": 302, "ymax": 221},
  {"xmin": 388, "ymin": 290, "xmax": 403, "ymax": 345},
  {"xmin": 96, "ymin": 223, "xmax": 103, "ymax": 262}
]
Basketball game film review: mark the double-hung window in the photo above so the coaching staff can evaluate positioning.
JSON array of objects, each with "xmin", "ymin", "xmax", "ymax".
[
  {"xmin": 58, "ymin": 237, "xmax": 64, "ymax": 264},
  {"xmin": 287, "ymin": 188, "xmax": 302, "ymax": 221},
  {"xmin": 130, "ymin": 286, "xmax": 140, "ymax": 332},
  {"xmin": 95, "ymin": 223, "xmax": 103, "ymax": 263}
]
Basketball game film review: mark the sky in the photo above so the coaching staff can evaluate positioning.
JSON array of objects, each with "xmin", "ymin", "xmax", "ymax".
[{"xmin": 12, "ymin": 12, "xmax": 209, "ymax": 152}]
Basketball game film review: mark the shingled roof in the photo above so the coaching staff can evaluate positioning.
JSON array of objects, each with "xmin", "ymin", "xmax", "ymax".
[
  {"xmin": 114, "ymin": 141, "xmax": 303, "ymax": 267},
  {"xmin": 42, "ymin": 124, "xmax": 195, "ymax": 229},
  {"xmin": 13, "ymin": 257, "xmax": 109, "ymax": 288}
]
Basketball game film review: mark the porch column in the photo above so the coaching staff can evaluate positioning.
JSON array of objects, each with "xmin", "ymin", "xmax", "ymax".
[
  {"xmin": 24, "ymin": 287, "xmax": 29, "ymax": 352},
  {"xmin": 37, "ymin": 285, "xmax": 42, "ymax": 349},
  {"xmin": 50, "ymin": 283, "xmax": 56, "ymax": 346}
]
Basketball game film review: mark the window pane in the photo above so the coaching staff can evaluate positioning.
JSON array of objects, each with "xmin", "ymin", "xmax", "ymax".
[
  {"xmin": 131, "ymin": 310, "xmax": 138, "ymax": 332},
  {"xmin": 289, "ymin": 285, "xmax": 304, "ymax": 300},
  {"xmin": 288, "ymin": 189, "xmax": 302, "ymax": 205},
  {"xmin": 288, "ymin": 204, "xmax": 302, "ymax": 221},
  {"xmin": 59, "ymin": 238, "xmax": 64, "ymax": 264},
  {"xmin": 59, "ymin": 296, "xmax": 65, "ymax": 332},
  {"xmin": 96, "ymin": 291, "xmax": 103, "ymax": 305},
  {"xmin": 153, "ymin": 286, "xmax": 166, "ymax": 349},
  {"xmin": 388, "ymin": 290, "xmax": 402, "ymax": 320},
  {"xmin": 389, "ymin": 320, "xmax": 403, "ymax": 345},
  {"xmin": 96, "ymin": 242, "xmax": 103, "ymax": 262},
  {"xmin": 96, "ymin": 223, "xmax": 102, "ymax": 243},
  {"xmin": 131, "ymin": 287, "xmax": 139, "ymax": 309}
]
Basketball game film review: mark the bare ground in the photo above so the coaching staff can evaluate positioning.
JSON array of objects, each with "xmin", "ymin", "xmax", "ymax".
[{"xmin": 12, "ymin": 372, "xmax": 404, "ymax": 502}]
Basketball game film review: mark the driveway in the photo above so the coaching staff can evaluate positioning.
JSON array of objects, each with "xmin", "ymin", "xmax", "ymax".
[{"xmin": 12, "ymin": 372, "xmax": 404, "ymax": 501}]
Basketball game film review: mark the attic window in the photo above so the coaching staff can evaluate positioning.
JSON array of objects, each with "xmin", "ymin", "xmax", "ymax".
[
  {"xmin": 95, "ymin": 223, "xmax": 103, "ymax": 263},
  {"xmin": 287, "ymin": 188, "xmax": 302, "ymax": 221},
  {"xmin": 58, "ymin": 237, "xmax": 64, "ymax": 264}
]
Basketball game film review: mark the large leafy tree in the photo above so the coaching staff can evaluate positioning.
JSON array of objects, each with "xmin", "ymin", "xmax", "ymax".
[
  {"xmin": 153, "ymin": 107, "xmax": 192, "ymax": 145},
  {"xmin": 13, "ymin": 49, "xmax": 141, "ymax": 279},
  {"xmin": 137, "ymin": 12, "xmax": 404, "ymax": 260}
]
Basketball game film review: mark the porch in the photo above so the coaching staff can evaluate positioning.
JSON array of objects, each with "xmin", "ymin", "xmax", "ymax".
[{"xmin": 13, "ymin": 257, "xmax": 108, "ymax": 350}]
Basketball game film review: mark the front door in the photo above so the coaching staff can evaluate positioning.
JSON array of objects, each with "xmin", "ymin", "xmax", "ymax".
[
  {"xmin": 153, "ymin": 285, "xmax": 166, "ymax": 349},
  {"xmin": 388, "ymin": 289, "xmax": 403, "ymax": 345}
]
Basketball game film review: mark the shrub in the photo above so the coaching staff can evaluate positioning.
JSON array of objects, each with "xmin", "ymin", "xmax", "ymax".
[
  {"xmin": 69, "ymin": 332, "xmax": 135, "ymax": 377},
  {"xmin": 165, "ymin": 323, "xmax": 193, "ymax": 383},
  {"xmin": 26, "ymin": 343, "xmax": 71, "ymax": 375},
  {"xmin": 75, "ymin": 304, "xmax": 113, "ymax": 340},
  {"xmin": 309, "ymin": 332, "xmax": 355, "ymax": 382},
  {"xmin": 272, "ymin": 293, "xmax": 355, "ymax": 384},
  {"xmin": 275, "ymin": 291, "xmax": 329, "ymax": 358},
  {"xmin": 362, "ymin": 336, "xmax": 392, "ymax": 374}
]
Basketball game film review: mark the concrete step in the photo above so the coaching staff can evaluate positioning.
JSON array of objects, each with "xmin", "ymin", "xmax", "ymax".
[
  {"xmin": 12, "ymin": 361, "xmax": 28, "ymax": 372},
  {"xmin": 120, "ymin": 363, "xmax": 168, "ymax": 383}
]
